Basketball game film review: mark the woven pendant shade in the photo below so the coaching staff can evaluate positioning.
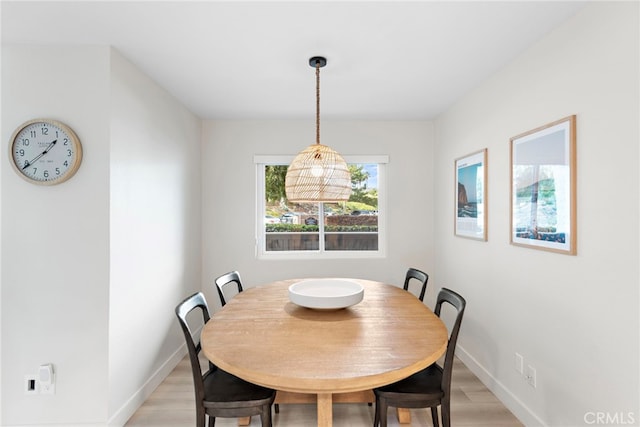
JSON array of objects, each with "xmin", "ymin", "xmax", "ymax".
[
  {"xmin": 285, "ymin": 56, "xmax": 351, "ymax": 203},
  {"xmin": 285, "ymin": 143, "xmax": 351, "ymax": 202}
]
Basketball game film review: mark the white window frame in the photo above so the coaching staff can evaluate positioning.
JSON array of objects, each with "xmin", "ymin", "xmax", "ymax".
[{"xmin": 255, "ymin": 155, "xmax": 388, "ymax": 260}]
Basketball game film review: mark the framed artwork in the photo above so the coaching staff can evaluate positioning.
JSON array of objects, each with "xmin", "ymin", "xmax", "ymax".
[
  {"xmin": 455, "ymin": 149, "xmax": 487, "ymax": 241},
  {"xmin": 510, "ymin": 115, "xmax": 576, "ymax": 255}
]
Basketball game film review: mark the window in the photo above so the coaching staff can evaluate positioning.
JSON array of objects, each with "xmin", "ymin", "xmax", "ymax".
[{"xmin": 255, "ymin": 155, "xmax": 387, "ymax": 259}]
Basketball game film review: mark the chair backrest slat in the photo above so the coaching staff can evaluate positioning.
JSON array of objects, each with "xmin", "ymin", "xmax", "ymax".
[
  {"xmin": 175, "ymin": 292, "xmax": 213, "ymax": 408},
  {"xmin": 434, "ymin": 287, "xmax": 466, "ymax": 395},
  {"xmin": 215, "ymin": 270, "xmax": 244, "ymax": 306},
  {"xmin": 403, "ymin": 268, "xmax": 429, "ymax": 301}
]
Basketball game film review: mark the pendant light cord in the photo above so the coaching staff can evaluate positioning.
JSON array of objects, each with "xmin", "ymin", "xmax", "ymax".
[
  {"xmin": 316, "ymin": 61, "xmax": 320, "ymax": 146},
  {"xmin": 285, "ymin": 56, "xmax": 351, "ymax": 202}
]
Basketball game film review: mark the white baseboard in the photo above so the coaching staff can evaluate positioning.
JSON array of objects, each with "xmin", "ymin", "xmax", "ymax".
[
  {"xmin": 456, "ymin": 345, "xmax": 546, "ymax": 427},
  {"xmin": 107, "ymin": 344, "xmax": 187, "ymax": 427}
]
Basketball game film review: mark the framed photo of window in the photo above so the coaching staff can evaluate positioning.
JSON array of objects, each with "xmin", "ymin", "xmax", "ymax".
[
  {"xmin": 510, "ymin": 115, "xmax": 576, "ymax": 255},
  {"xmin": 455, "ymin": 149, "xmax": 487, "ymax": 241}
]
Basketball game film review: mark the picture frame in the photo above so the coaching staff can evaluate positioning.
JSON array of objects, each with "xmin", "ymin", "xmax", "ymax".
[
  {"xmin": 455, "ymin": 149, "xmax": 487, "ymax": 241},
  {"xmin": 510, "ymin": 115, "xmax": 576, "ymax": 255}
]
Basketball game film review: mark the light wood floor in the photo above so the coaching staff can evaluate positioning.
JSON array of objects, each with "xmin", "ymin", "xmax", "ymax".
[{"xmin": 125, "ymin": 356, "xmax": 523, "ymax": 427}]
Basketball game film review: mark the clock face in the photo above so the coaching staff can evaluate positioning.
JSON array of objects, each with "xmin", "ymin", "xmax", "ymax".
[{"xmin": 9, "ymin": 119, "xmax": 82, "ymax": 185}]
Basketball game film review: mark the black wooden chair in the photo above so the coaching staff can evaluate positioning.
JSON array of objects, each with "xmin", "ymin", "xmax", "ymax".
[
  {"xmin": 373, "ymin": 287, "xmax": 466, "ymax": 427},
  {"xmin": 215, "ymin": 270, "xmax": 243, "ymax": 306},
  {"xmin": 403, "ymin": 268, "xmax": 429, "ymax": 302},
  {"xmin": 175, "ymin": 292, "xmax": 276, "ymax": 427},
  {"xmin": 213, "ymin": 271, "xmax": 281, "ymax": 413}
]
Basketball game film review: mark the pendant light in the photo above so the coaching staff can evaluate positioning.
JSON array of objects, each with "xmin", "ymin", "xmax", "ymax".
[{"xmin": 285, "ymin": 56, "xmax": 351, "ymax": 203}]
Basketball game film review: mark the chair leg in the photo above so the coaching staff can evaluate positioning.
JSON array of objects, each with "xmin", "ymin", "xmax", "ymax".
[
  {"xmin": 378, "ymin": 397, "xmax": 388, "ymax": 427},
  {"xmin": 197, "ymin": 409, "xmax": 206, "ymax": 427},
  {"xmin": 431, "ymin": 406, "xmax": 439, "ymax": 427},
  {"xmin": 441, "ymin": 399, "xmax": 451, "ymax": 427},
  {"xmin": 208, "ymin": 414, "xmax": 215, "ymax": 427},
  {"xmin": 260, "ymin": 404, "xmax": 272, "ymax": 427},
  {"xmin": 275, "ymin": 403, "xmax": 280, "ymax": 413},
  {"xmin": 373, "ymin": 396, "xmax": 380, "ymax": 427}
]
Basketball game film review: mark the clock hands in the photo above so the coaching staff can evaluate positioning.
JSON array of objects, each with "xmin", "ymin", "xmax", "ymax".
[{"xmin": 21, "ymin": 140, "xmax": 57, "ymax": 170}]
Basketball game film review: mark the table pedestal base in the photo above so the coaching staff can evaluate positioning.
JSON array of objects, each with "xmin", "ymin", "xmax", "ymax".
[
  {"xmin": 317, "ymin": 393, "xmax": 332, "ymax": 426},
  {"xmin": 235, "ymin": 390, "xmax": 412, "ymax": 427},
  {"xmin": 397, "ymin": 407, "xmax": 411, "ymax": 423}
]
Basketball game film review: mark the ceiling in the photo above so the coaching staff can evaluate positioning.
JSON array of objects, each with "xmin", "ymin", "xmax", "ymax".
[{"xmin": 1, "ymin": 1, "xmax": 587, "ymax": 120}]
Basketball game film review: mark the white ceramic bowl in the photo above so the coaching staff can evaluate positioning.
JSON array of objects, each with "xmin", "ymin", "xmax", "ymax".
[{"xmin": 288, "ymin": 279, "xmax": 364, "ymax": 310}]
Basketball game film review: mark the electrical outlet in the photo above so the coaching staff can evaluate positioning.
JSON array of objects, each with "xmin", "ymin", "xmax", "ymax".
[
  {"xmin": 40, "ymin": 382, "xmax": 56, "ymax": 394},
  {"xmin": 514, "ymin": 353, "xmax": 524, "ymax": 374},
  {"xmin": 24, "ymin": 375, "xmax": 38, "ymax": 395},
  {"xmin": 526, "ymin": 364, "xmax": 537, "ymax": 388}
]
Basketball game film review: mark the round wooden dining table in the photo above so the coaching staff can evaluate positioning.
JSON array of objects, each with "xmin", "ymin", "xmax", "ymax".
[{"xmin": 201, "ymin": 278, "xmax": 448, "ymax": 427}]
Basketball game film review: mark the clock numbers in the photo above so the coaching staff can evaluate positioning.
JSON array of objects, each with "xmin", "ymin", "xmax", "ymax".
[{"xmin": 9, "ymin": 119, "xmax": 82, "ymax": 185}]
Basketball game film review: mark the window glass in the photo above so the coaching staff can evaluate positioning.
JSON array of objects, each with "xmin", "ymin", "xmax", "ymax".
[{"xmin": 258, "ymin": 157, "xmax": 386, "ymax": 258}]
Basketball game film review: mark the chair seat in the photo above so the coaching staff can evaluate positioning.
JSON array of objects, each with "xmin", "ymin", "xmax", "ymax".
[
  {"xmin": 203, "ymin": 369, "xmax": 275, "ymax": 408},
  {"xmin": 375, "ymin": 364, "xmax": 444, "ymax": 403}
]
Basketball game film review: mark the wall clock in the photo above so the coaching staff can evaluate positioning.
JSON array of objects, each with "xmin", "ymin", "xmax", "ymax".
[{"xmin": 9, "ymin": 119, "xmax": 83, "ymax": 185}]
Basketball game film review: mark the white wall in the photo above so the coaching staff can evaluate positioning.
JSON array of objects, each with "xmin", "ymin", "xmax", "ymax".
[
  {"xmin": 201, "ymin": 120, "xmax": 434, "ymax": 309},
  {"xmin": 1, "ymin": 46, "xmax": 112, "ymax": 424},
  {"xmin": 108, "ymin": 50, "xmax": 202, "ymax": 424},
  {"xmin": 433, "ymin": 3, "xmax": 639, "ymax": 426},
  {"xmin": 1, "ymin": 46, "xmax": 202, "ymax": 426},
  {"xmin": 1, "ymin": 39, "xmax": 4, "ymax": 424}
]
